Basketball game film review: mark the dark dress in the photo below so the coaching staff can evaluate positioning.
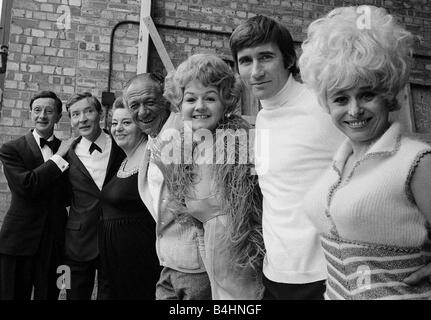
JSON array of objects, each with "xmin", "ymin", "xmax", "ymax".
[{"xmin": 99, "ymin": 171, "xmax": 161, "ymax": 299}]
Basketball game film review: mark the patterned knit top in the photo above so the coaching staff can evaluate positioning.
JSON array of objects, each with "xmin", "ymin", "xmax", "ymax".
[{"xmin": 304, "ymin": 122, "xmax": 431, "ymax": 299}]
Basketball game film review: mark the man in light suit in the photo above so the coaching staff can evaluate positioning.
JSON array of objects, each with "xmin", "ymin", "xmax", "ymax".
[
  {"xmin": 123, "ymin": 74, "xmax": 211, "ymax": 300},
  {"xmin": 0, "ymin": 91, "xmax": 72, "ymax": 300},
  {"xmin": 64, "ymin": 92, "xmax": 125, "ymax": 300}
]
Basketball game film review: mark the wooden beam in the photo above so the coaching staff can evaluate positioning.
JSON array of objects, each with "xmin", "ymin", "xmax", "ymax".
[
  {"xmin": 401, "ymin": 83, "xmax": 415, "ymax": 132},
  {"xmin": 137, "ymin": 0, "xmax": 151, "ymax": 73},
  {"xmin": 390, "ymin": 84, "xmax": 415, "ymax": 133},
  {"xmin": 141, "ymin": 15, "xmax": 175, "ymax": 72}
]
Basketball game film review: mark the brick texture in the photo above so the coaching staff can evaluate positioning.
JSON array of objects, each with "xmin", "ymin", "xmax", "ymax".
[
  {"xmin": 0, "ymin": 0, "xmax": 142, "ymax": 220},
  {"xmin": 0, "ymin": 0, "xmax": 430, "ymax": 220}
]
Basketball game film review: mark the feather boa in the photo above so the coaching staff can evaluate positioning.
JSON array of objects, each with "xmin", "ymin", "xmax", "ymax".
[{"xmin": 152, "ymin": 114, "xmax": 265, "ymax": 272}]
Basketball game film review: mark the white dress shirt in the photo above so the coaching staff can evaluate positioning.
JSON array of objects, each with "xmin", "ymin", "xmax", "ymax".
[
  {"xmin": 74, "ymin": 131, "xmax": 112, "ymax": 190},
  {"xmin": 32, "ymin": 129, "xmax": 69, "ymax": 172}
]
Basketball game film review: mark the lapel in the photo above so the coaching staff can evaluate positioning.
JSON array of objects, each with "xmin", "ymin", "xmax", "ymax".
[
  {"xmin": 138, "ymin": 141, "xmax": 156, "ymax": 219},
  {"xmin": 68, "ymin": 136, "xmax": 97, "ymax": 187},
  {"xmin": 137, "ymin": 112, "xmax": 182, "ymax": 221},
  {"xmin": 24, "ymin": 130, "xmax": 44, "ymax": 166},
  {"xmin": 102, "ymin": 133, "xmax": 124, "ymax": 187},
  {"xmin": 150, "ymin": 112, "xmax": 182, "ymax": 193}
]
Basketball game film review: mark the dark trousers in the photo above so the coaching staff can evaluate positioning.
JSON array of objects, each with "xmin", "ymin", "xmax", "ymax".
[
  {"xmin": 0, "ymin": 234, "xmax": 63, "ymax": 300},
  {"xmin": 263, "ymin": 275, "xmax": 325, "ymax": 300},
  {"xmin": 64, "ymin": 256, "xmax": 109, "ymax": 300},
  {"xmin": 156, "ymin": 267, "xmax": 211, "ymax": 300}
]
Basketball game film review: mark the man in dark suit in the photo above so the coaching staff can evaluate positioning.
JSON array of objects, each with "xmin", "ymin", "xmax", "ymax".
[
  {"xmin": 64, "ymin": 92, "xmax": 124, "ymax": 300},
  {"xmin": 0, "ymin": 91, "xmax": 72, "ymax": 300}
]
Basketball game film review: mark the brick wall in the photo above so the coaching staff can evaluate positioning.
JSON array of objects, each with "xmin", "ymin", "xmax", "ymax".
[
  {"xmin": 0, "ymin": 0, "xmax": 430, "ymax": 221},
  {"xmin": 151, "ymin": 0, "xmax": 431, "ymax": 134},
  {"xmin": 152, "ymin": 0, "xmax": 431, "ymax": 78},
  {"xmin": 0, "ymin": 0, "xmax": 143, "ymax": 221}
]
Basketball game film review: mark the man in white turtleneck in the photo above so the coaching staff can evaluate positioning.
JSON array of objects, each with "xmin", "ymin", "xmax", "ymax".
[{"xmin": 230, "ymin": 15, "xmax": 344, "ymax": 299}]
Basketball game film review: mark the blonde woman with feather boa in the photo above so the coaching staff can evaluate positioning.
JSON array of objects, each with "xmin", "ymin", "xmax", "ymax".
[{"xmin": 152, "ymin": 54, "xmax": 265, "ymax": 299}]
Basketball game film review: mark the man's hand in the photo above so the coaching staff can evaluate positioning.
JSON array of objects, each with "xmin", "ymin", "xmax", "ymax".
[
  {"xmin": 56, "ymin": 138, "xmax": 74, "ymax": 158},
  {"xmin": 404, "ymin": 263, "xmax": 431, "ymax": 285}
]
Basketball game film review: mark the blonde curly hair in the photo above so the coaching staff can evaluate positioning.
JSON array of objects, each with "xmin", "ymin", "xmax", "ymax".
[
  {"xmin": 299, "ymin": 5, "xmax": 415, "ymax": 112},
  {"xmin": 163, "ymin": 53, "xmax": 241, "ymax": 116}
]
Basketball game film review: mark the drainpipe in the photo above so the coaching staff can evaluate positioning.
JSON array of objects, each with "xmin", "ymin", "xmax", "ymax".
[{"xmin": 101, "ymin": 20, "xmax": 138, "ymax": 115}]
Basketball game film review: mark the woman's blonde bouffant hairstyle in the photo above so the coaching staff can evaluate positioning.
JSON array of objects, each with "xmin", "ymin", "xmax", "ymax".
[
  {"xmin": 163, "ymin": 53, "xmax": 241, "ymax": 116},
  {"xmin": 299, "ymin": 5, "xmax": 416, "ymax": 112}
]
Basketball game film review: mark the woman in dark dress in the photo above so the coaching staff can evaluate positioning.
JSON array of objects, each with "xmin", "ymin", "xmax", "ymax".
[{"xmin": 99, "ymin": 98, "xmax": 161, "ymax": 299}]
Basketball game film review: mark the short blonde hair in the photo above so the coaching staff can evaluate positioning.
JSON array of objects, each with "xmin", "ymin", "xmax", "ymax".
[
  {"xmin": 299, "ymin": 5, "xmax": 415, "ymax": 111},
  {"xmin": 163, "ymin": 53, "xmax": 241, "ymax": 115}
]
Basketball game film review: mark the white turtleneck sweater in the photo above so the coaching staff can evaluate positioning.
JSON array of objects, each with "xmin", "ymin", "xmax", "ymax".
[{"xmin": 255, "ymin": 75, "xmax": 344, "ymax": 284}]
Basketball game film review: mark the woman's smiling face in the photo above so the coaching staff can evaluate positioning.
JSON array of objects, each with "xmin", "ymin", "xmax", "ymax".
[
  {"xmin": 111, "ymin": 108, "xmax": 144, "ymax": 152},
  {"xmin": 327, "ymin": 86, "xmax": 391, "ymax": 145},
  {"xmin": 181, "ymin": 79, "xmax": 225, "ymax": 132}
]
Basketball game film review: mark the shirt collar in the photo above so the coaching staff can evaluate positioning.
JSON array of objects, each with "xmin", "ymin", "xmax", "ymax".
[
  {"xmin": 32, "ymin": 129, "xmax": 54, "ymax": 145},
  {"xmin": 332, "ymin": 122, "xmax": 402, "ymax": 174},
  {"xmin": 80, "ymin": 130, "xmax": 106, "ymax": 152},
  {"xmin": 260, "ymin": 74, "xmax": 302, "ymax": 110}
]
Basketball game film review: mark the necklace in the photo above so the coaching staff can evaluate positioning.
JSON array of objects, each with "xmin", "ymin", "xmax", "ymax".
[
  {"xmin": 117, "ymin": 158, "xmax": 139, "ymax": 178},
  {"xmin": 116, "ymin": 136, "xmax": 147, "ymax": 178}
]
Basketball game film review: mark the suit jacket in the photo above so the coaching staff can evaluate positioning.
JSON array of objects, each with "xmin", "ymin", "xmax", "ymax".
[
  {"xmin": 0, "ymin": 131, "xmax": 68, "ymax": 256},
  {"xmin": 65, "ymin": 131, "xmax": 125, "ymax": 262},
  {"xmin": 138, "ymin": 112, "xmax": 206, "ymax": 273}
]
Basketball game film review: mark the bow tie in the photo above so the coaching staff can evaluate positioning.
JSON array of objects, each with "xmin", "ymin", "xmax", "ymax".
[
  {"xmin": 40, "ymin": 138, "xmax": 56, "ymax": 151},
  {"xmin": 89, "ymin": 142, "xmax": 102, "ymax": 155}
]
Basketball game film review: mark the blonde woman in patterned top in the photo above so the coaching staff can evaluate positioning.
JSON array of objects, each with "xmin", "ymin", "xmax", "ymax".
[{"xmin": 299, "ymin": 5, "xmax": 431, "ymax": 299}]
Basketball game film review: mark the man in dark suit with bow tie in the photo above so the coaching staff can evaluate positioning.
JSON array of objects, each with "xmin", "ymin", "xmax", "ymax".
[
  {"xmin": 0, "ymin": 91, "xmax": 72, "ymax": 300},
  {"xmin": 64, "ymin": 92, "xmax": 124, "ymax": 300}
]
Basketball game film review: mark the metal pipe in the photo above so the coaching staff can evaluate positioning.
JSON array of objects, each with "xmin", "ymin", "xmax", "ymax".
[
  {"xmin": 155, "ymin": 22, "xmax": 232, "ymax": 37},
  {"xmin": 108, "ymin": 20, "xmax": 234, "ymax": 92},
  {"xmin": 108, "ymin": 20, "xmax": 139, "ymax": 92}
]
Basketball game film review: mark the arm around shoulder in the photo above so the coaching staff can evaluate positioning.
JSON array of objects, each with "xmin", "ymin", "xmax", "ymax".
[{"xmin": 0, "ymin": 141, "xmax": 65, "ymax": 198}]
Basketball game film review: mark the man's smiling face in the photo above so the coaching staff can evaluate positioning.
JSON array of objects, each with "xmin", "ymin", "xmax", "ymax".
[
  {"xmin": 125, "ymin": 79, "xmax": 169, "ymax": 138},
  {"xmin": 237, "ymin": 42, "xmax": 290, "ymax": 100}
]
